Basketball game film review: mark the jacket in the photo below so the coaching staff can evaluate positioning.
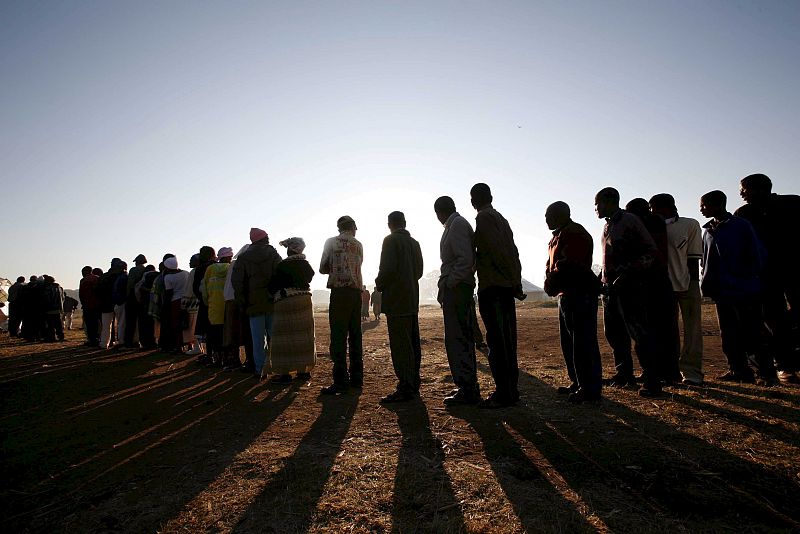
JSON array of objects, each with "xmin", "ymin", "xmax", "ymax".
[
  {"xmin": 545, "ymin": 220, "xmax": 600, "ymax": 297},
  {"xmin": 231, "ymin": 239, "xmax": 282, "ymax": 316},
  {"xmin": 701, "ymin": 214, "xmax": 765, "ymax": 300},
  {"xmin": 474, "ymin": 204, "xmax": 522, "ymax": 292},
  {"xmin": 375, "ymin": 228, "xmax": 423, "ymax": 316}
]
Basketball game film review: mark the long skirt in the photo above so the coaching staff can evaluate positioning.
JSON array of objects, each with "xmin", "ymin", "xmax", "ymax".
[{"xmin": 268, "ymin": 293, "xmax": 316, "ymax": 374}]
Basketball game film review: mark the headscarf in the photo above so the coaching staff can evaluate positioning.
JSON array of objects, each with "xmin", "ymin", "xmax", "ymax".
[
  {"xmin": 164, "ymin": 257, "xmax": 178, "ymax": 270},
  {"xmin": 279, "ymin": 237, "xmax": 306, "ymax": 255},
  {"xmin": 218, "ymin": 247, "xmax": 234, "ymax": 259},
  {"xmin": 250, "ymin": 227, "xmax": 268, "ymax": 243}
]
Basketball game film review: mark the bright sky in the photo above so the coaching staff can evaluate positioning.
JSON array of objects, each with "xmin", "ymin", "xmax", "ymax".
[{"xmin": 3, "ymin": 1, "xmax": 799, "ymax": 290}]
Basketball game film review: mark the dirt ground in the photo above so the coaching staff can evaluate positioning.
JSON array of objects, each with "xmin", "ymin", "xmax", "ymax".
[{"xmin": 1, "ymin": 302, "xmax": 799, "ymax": 533}]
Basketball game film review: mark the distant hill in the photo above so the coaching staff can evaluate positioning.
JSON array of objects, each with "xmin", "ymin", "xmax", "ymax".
[{"xmin": 419, "ymin": 271, "xmax": 547, "ymax": 302}]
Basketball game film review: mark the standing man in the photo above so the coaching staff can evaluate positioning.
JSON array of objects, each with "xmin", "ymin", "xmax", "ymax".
[
  {"xmin": 471, "ymin": 183, "xmax": 525, "ymax": 408},
  {"xmin": 650, "ymin": 193, "xmax": 704, "ymax": 386},
  {"xmin": 41, "ymin": 275, "xmax": 65, "ymax": 342},
  {"xmin": 700, "ymin": 190, "xmax": 775, "ymax": 384},
  {"xmin": 544, "ymin": 201, "xmax": 603, "ymax": 403},
  {"xmin": 596, "ymin": 187, "xmax": 665, "ymax": 397},
  {"xmin": 434, "ymin": 196, "xmax": 481, "ymax": 405},
  {"xmin": 376, "ymin": 211, "xmax": 424, "ymax": 403},
  {"xmin": 232, "ymin": 228, "xmax": 282, "ymax": 378},
  {"xmin": 63, "ymin": 293, "xmax": 79, "ymax": 331},
  {"xmin": 735, "ymin": 173, "xmax": 800, "ymax": 383},
  {"xmin": 7, "ymin": 276, "xmax": 25, "ymax": 337},
  {"xmin": 319, "ymin": 215, "xmax": 364, "ymax": 394},
  {"xmin": 79, "ymin": 266, "xmax": 101, "ymax": 346},
  {"xmin": 124, "ymin": 254, "xmax": 147, "ymax": 348}
]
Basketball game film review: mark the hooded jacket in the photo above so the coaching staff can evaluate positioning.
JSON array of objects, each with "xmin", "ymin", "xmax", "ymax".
[{"xmin": 231, "ymin": 239, "xmax": 282, "ymax": 316}]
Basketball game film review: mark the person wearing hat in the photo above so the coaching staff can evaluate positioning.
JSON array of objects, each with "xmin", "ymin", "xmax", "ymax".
[
  {"xmin": 319, "ymin": 216, "xmax": 364, "ymax": 394},
  {"xmin": 123, "ymin": 253, "xmax": 148, "ymax": 348},
  {"xmin": 232, "ymin": 228, "xmax": 282, "ymax": 377},
  {"xmin": 267, "ymin": 237, "xmax": 316, "ymax": 382},
  {"xmin": 203, "ymin": 247, "xmax": 233, "ymax": 367},
  {"xmin": 375, "ymin": 211, "xmax": 424, "ymax": 403}
]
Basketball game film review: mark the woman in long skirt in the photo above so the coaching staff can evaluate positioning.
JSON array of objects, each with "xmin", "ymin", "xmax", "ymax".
[{"xmin": 266, "ymin": 237, "xmax": 316, "ymax": 382}]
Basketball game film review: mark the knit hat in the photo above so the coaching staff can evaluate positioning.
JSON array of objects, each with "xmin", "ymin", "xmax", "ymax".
[
  {"xmin": 218, "ymin": 247, "xmax": 234, "ymax": 259},
  {"xmin": 250, "ymin": 227, "xmax": 268, "ymax": 243},
  {"xmin": 279, "ymin": 237, "xmax": 306, "ymax": 254},
  {"xmin": 164, "ymin": 257, "xmax": 178, "ymax": 270}
]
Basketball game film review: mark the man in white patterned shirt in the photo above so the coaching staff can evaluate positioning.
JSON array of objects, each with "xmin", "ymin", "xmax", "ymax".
[{"xmin": 319, "ymin": 215, "xmax": 364, "ymax": 394}]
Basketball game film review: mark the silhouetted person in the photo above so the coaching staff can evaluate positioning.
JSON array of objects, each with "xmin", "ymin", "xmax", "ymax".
[
  {"xmin": 63, "ymin": 294, "xmax": 78, "ymax": 330},
  {"xmin": 700, "ymin": 190, "xmax": 776, "ymax": 384},
  {"xmin": 650, "ymin": 193, "xmax": 704, "ymax": 386},
  {"xmin": 596, "ymin": 187, "xmax": 665, "ymax": 397},
  {"xmin": 434, "ymin": 195, "xmax": 481, "ymax": 405},
  {"xmin": 41, "ymin": 275, "xmax": 64, "ymax": 342},
  {"xmin": 79, "ymin": 266, "xmax": 101, "ymax": 346},
  {"xmin": 375, "ymin": 211, "xmax": 424, "ymax": 403},
  {"xmin": 371, "ymin": 289, "xmax": 382, "ymax": 321},
  {"xmin": 471, "ymin": 183, "xmax": 525, "ymax": 408},
  {"xmin": 319, "ymin": 216, "xmax": 364, "ymax": 394},
  {"xmin": 124, "ymin": 253, "xmax": 147, "ymax": 347},
  {"xmin": 625, "ymin": 197, "xmax": 681, "ymax": 384},
  {"xmin": 735, "ymin": 173, "xmax": 800, "ymax": 384},
  {"xmin": 545, "ymin": 201, "xmax": 603, "ymax": 403},
  {"xmin": 98, "ymin": 258, "xmax": 127, "ymax": 349},
  {"xmin": 7, "ymin": 276, "xmax": 25, "ymax": 337},
  {"xmin": 21, "ymin": 275, "xmax": 43, "ymax": 341},
  {"xmin": 136, "ymin": 264, "xmax": 158, "ymax": 349}
]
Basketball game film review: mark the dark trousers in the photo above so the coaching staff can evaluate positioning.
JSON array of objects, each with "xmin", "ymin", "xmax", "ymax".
[
  {"xmin": 83, "ymin": 309, "xmax": 100, "ymax": 344},
  {"xmin": 387, "ymin": 314, "xmax": 422, "ymax": 394},
  {"xmin": 442, "ymin": 284, "xmax": 479, "ymax": 394},
  {"xmin": 652, "ymin": 277, "xmax": 681, "ymax": 381},
  {"xmin": 8, "ymin": 302, "xmax": 21, "ymax": 336},
  {"xmin": 124, "ymin": 296, "xmax": 139, "ymax": 346},
  {"xmin": 478, "ymin": 286, "xmax": 519, "ymax": 402},
  {"xmin": 715, "ymin": 296, "xmax": 775, "ymax": 378},
  {"xmin": 207, "ymin": 324, "xmax": 224, "ymax": 353},
  {"xmin": 558, "ymin": 293, "xmax": 602, "ymax": 396},
  {"xmin": 762, "ymin": 281, "xmax": 798, "ymax": 373},
  {"xmin": 137, "ymin": 305, "xmax": 155, "ymax": 348},
  {"xmin": 43, "ymin": 313, "xmax": 64, "ymax": 341},
  {"xmin": 22, "ymin": 311, "xmax": 43, "ymax": 341},
  {"xmin": 329, "ymin": 287, "xmax": 363, "ymax": 387},
  {"xmin": 603, "ymin": 281, "xmax": 662, "ymax": 389}
]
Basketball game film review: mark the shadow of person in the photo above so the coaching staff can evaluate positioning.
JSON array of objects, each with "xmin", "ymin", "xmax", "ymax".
[
  {"xmin": 383, "ymin": 398, "xmax": 466, "ymax": 533},
  {"xmin": 231, "ymin": 390, "xmax": 361, "ymax": 532}
]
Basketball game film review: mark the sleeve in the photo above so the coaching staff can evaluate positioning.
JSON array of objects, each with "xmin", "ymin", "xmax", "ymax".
[
  {"xmin": 231, "ymin": 260, "xmax": 246, "ymax": 307},
  {"xmin": 414, "ymin": 240, "xmax": 424, "ymax": 280},
  {"xmin": 447, "ymin": 219, "xmax": 475, "ymax": 287},
  {"xmin": 374, "ymin": 236, "xmax": 396, "ymax": 292},
  {"xmin": 687, "ymin": 220, "xmax": 703, "ymax": 259},
  {"xmin": 201, "ymin": 269, "xmax": 211, "ymax": 305},
  {"xmin": 319, "ymin": 238, "xmax": 332, "ymax": 274}
]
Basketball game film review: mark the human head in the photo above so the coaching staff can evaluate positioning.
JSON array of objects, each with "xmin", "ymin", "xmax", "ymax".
[
  {"xmin": 43, "ymin": 274, "xmax": 55, "ymax": 284},
  {"xmin": 133, "ymin": 254, "xmax": 147, "ymax": 265},
  {"xmin": 92, "ymin": 268, "xmax": 103, "ymax": 277},
  {"xmin": 144, "ymin": 264, "xmax": 156, "ymax": 273},
  {"xmin": 624, "ymin": 198, "xmax": 650, "ymax": 219},
  {"xmin": 17, "ymin": 275, "xmax": 26, "ymax": 283},
  {"xmin": 164, "ymin": 256, "xmax": 179, "ymax": 270},
  {"xmin": 29, "ymin": 275, "xmax": 38, "ymax": 283},
  {"xmin": 388, "ymin": 211, "xmax": 406, "ymax": 230},
  {"xmin": 199, "ymin": 246, "xmax": 216, "ymax": 263},
  {"xmin": 217, "ymin": 247, "xmax": 234, "ymax": 263},
  {"xmin": 545, "ymin": 201, "xmax": 571, "ymax": 231},
  {"xmin": 250, "ymin": 227, "xmax": 268, "ymax": 243},
  {"xmin": 649, "ymin": 193, "xmax": 677, "ymax": 220},
  {"xmin": 740, "ymin": 173, "xmax": 772, "ymax": 205},
  {"xmin": 700, "ymin": 190, "xmax": 727, "ymax": 219},
  {"xmin": 189, "ymin": 254, "xmax": 200, "ymax": 269},
  {"xmin": 470, "ymin": 183, "xmax": 492, "ymax": 210},
  {"xmin": 433, "ymin": 196, "xmax": 456, "ymax": 225},
  {"xmin": 162, "ymin": 253, "xmax": 175, "ymax": 262},
  {"xmin": 279, "ymin": 237, "xmax": 306, "ymax": 256},
  {"xmin": 337, "ymin": 215, "xmax": 357, "ymax": 234},
  {"xmin": 594, "ymin": 187, "xmax": 620, "ymax": 219}
]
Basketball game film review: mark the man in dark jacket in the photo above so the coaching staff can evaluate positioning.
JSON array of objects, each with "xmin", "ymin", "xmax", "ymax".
[
  {"xmin": 21, "ymin": 276, "xmax": 44, "ymax": 341},
  {"xmin": 97, "ymin": 258, "xmax": 126, "ymax": 349},
  {"xmin": 79, "ymin": 266, "xmax": 101, "ymax": 346},
  {"xmin": 545, "ymin": 201, "xmax": 603, "ymax": 403},
  {"xmin": 41, "ymin": 275, "xmax": 65, "ymax": 341},
  {"xmin": 735, "ymin": 173, "xmax": 800, "ymax": 384},
  {"xmin": 7, "ymin": 276, "xmax": 25, "ymax": 337},
  {"xmin": 376, "ymin": 211, "xmax": 424, "ymax": 403},
  {"xmin": 471, "ymin": 183, "xmax": 525, "ymax": 408},
  {"xmin": 231, "ymin": 228, "xmax": 282, "ymax": 377},
  {"xmin": 124, "ymin": 254, "xmax": 147, "ymax": 347}
]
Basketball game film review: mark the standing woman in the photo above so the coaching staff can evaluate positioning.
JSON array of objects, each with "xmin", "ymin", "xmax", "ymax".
[
  {"xmin": 182, "ymin": 254, "xmax": 202, "ymax": 358},
  {"xmin": 267, "ymin": 237, "xmax": 316, "ymax": 381},
  {"xmin": 163, "ymin": 256, "xmax": 189, "ymax": 354},
  {"xmin": 203, "ymin": 247, "xmax": 232, "ymax": 367}
]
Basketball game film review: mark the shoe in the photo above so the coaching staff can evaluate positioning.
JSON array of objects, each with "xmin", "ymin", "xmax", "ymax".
[
  {"xmin": 568, "ymin": 389, "xmax": 601, "ymax": 404},
  {"xmin": 557, "ymin": 382, "xmax": 579, "ymax": 395},
  {"xmin": 321, "ymin": 384, "xmax": 348, "ymax": 395},
  {"xmin": 756, "ymin": 376, "xmax": 778, "ymax": 387},
  {"xmin": 296, "ymin": 372, "xmax": 312, "ymax": 381},
  {"xmin": 603, "ymin": 375, "xmax": 636, "ymax": 388},
  {"xmin": 380, "ymin": 390, "xmax": 414, "ymax": 404},
  {"xmin": 270, "ymin": 374, "xmax": 292, "ymax": 383},
  {"xmin": 477, "ymin": 392, "xmax": 516, "ymax": 409},
  {"xmin": 682, "ymin": 377, "xmax": 704, "ymax": 387},
  {"xmin": 778, "ymin": 371, "xmax": 800, "ymax": 384},
  {"xmin": 638, "ymin": 386, "xmax": 667, "ymax": 398},
  {"xmin": 717, "ymin": 371, "xmax": 755, "ymax": 384},
  {"xmin": 444, "ymin": 389, "xmax": 480, "ymax": 406}
]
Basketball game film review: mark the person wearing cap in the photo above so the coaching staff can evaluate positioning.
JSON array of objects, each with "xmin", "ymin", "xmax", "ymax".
[
  {"xmin": 267, "ymin": 237, "xmax": 316, "ymax": 382},
  {"xmin": 98, "ymin": 258, "xmax": 128, "ymax": 349},
  {"xmin": 232, "ymin": 228, "xmax": 283, "ymax": 377},
  {"xmin": 375, "ymin": 211, "xmax": 424, "ymax": 403},
  {"xmin": 434, "ymin": 196, "xmax": 481, "ymax": 405},
  {"xmin": 471, "ymin": 183, "xmax": 525, "ymax": 408},
  {"xmin": 123, "ymin": 254, "xmax": 148, "ymax": 348},
  {"xmin": 203, "ymin": 247, "xmax": 233, "ymax": 367},
  {"xmin": 319, "ymin": 215, "xmax": 364, "ymax": 394}
]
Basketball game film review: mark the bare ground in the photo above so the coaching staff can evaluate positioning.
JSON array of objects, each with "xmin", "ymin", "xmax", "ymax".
[{"xmin": 1, "ymin": 303, "xmax": 799, "ymax": 533}]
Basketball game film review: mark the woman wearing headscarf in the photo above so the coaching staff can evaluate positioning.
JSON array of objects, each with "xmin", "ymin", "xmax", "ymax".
[
  {"xmin": 267, "ymin": 237, "xmax": 316, "ymax": 381},
  {"xmin": 223, "ymin": 245, "xmax": 254, "ymax": 371},
  {"xmin": 163, "ymin": 256, "xmax": 189, "ymax": 354},
  {"xmin": 203, "ymin": 247, "xmax": 233, "ymax": 367},
  {"xmin": 182, "ymin": 254, "xmax": 202, "ymax": 358}
]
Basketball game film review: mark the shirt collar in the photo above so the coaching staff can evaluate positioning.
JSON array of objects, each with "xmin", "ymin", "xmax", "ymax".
[{"xmin": 445, "ymin": 212, "xmax": 460, "ymax": 228}]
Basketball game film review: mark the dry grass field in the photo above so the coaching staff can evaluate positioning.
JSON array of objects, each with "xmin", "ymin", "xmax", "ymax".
[{"xmin": 1, "ymin": 302, "xmax": 799, "ymax": 533}]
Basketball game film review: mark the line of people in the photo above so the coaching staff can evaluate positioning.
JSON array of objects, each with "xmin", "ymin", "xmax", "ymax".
[{"xmin": 6, "ymin": 275, "xmax": 78, "ymax": 342}]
